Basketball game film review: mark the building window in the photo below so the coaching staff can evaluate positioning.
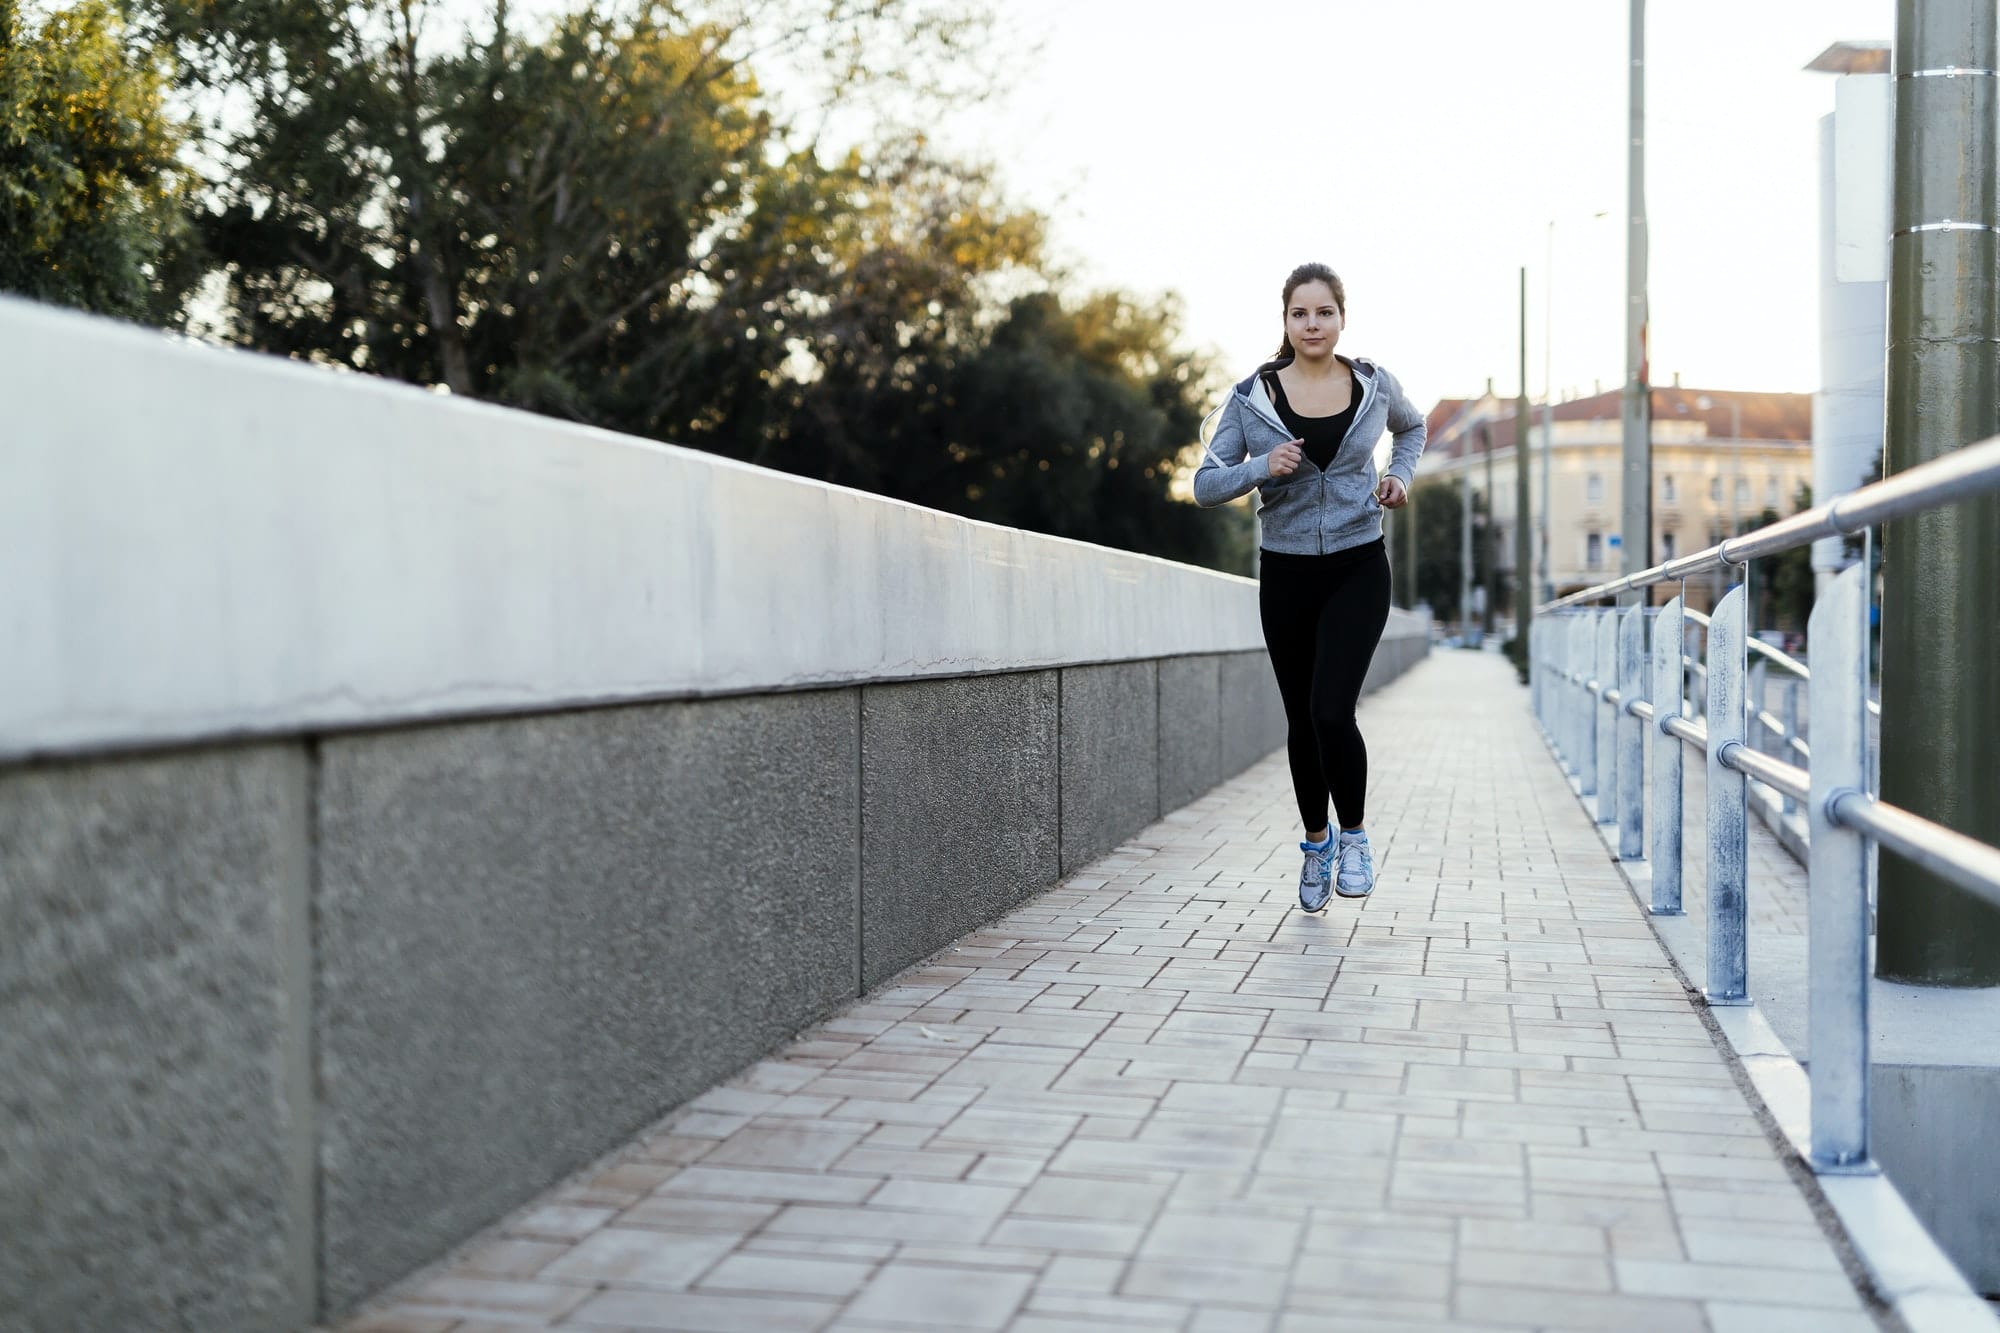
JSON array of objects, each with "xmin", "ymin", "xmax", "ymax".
[
  {"xmin": 1766, "ymin": 477, "xmax": 1780, "ymax": 507},
  {"xmin": 1587, "ymin": 474, "xmax": 1604, "ymax": 505},
  {"xmin": 1586, "ymin": 531, "xmax": 1603, "ymax": 569},
  {"xmin": 1736, "ymin": 477, "xmax": 1751, "ymax": 507},
  {"xmin": 1710, "ymin": 476, "xmax": 1722, "ymax": 502},
  {"xmin": 1662, "ymin": 475, "xmax": 1677, "ymax": 504},
  {"xmin": 1662, "ymin": 531, "xmax": 1677, "ymax": 561}
]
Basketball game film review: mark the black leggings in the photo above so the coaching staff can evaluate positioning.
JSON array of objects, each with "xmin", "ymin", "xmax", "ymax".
[{"xmin": 1258, "ymin": 540, "xmax": 1392, "ymax": 834}]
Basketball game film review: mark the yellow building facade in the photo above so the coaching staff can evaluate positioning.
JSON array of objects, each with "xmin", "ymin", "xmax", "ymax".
[{"xmin": 1414, "ymin": 385, "xmax": 1815, "ymax": 617}]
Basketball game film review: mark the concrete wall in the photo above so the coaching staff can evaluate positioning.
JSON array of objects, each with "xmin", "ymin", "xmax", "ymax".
[
  {"xmin": 0, "ymin": 297, "xmax": 1268, "ymax": 761},
  {"xmin": 0, "ymin": 299, "xmax": 1431, "ymax": 1328},
  {"xmin": 0, "ymin": 747, "xmax": 314, "ymax": 1333}
]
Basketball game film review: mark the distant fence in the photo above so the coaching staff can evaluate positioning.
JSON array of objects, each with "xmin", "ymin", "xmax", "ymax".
[{"xmin": 0, "ymin": 297, "xmax": 1427, "ymax": 1329}]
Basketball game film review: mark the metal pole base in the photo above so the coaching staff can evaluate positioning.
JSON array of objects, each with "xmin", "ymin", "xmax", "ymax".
[{"xmin": 1807, "ymin": 1153, "xmax": 1881, "ymax": 1178}]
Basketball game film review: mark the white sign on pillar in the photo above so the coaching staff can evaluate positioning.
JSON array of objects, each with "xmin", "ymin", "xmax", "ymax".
[{"xmin": 1834, "ymin": 74, "xmax": 1891, "ymax": 284}]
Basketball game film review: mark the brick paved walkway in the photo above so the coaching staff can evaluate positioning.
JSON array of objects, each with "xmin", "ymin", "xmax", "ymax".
[{"xmin": 342, "ymin": 651, "xmax": 1883, "ymax": 1333}]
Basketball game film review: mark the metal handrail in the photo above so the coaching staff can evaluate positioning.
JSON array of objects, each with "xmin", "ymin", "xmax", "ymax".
[
  {"xmin": 1529, "ymin": 454, "xmax": 2000, "ymax": 1182},
  {"xmin": 1598, "ymin": 626, "xmax": 1993, "ymax": 900},
  {"xmin": 1684, "ymin": 609, "xmax": 1881, "ymax": 718},
  {"xmin": 1683, "ymin": 607, "xmax": 1811, "ymax": 679},
  {"xmin": 1831, "ymin": 792, "xmax": 2000, "ymax": 910},
  {"xmin": 1662, "ymin": 714, "xmax": 1706, "ymax": 748},
  {"xmin": 1722, "ymin": 742, "xmax": 1811, "ymax": 804},
  {"xmin": 1537, "ymin": 434, "xmax": 2000, "ymax": 612}
]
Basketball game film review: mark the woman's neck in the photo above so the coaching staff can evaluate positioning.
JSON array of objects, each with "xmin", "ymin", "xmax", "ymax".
[{"xmin": 1286, "ymin": 352, "xmax": 1345, "ymax": 381}]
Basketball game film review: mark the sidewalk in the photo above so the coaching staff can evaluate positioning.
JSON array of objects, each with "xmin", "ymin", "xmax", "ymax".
[{"xmin": 341, "ymin": 651, "xmax": 1885, "ymax": 1333}]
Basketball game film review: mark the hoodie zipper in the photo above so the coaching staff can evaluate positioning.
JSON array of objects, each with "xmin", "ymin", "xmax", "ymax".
[{"xmin": 1247, "ymin": 363, "xmax": 1377, "ymax": 555}]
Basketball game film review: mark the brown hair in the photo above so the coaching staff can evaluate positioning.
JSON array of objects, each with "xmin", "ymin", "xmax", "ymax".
[{"xmin": 1271, "ymin": 262, "xmax": 1347, "ymax": 362}]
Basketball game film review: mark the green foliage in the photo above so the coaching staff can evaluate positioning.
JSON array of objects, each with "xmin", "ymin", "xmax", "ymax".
[
  {"xmin": 1408, "ymin": 477, "xmax": 1492, "ymax": 625},
  {"xmin": 1748, "ymin": 482, "xmax": 1815, "ymax": 633},
  {"xmin": 0, "ymin": 0, "xmax": 197, "ymax": 319},
  {"xmin": 115, "ymin": 0, "xmax": 1234, "ymax": 570}
]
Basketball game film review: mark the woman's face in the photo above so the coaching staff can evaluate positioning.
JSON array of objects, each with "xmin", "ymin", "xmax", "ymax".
[{"xmin": 1285, "ymin": 281, "xmax": 1344, "ymax": 361}]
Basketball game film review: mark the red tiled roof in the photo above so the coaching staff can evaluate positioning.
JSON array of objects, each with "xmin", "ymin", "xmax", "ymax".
[{"xmin": 1421, "ymin": 386, "xmax": 1812, "ymax": 458}]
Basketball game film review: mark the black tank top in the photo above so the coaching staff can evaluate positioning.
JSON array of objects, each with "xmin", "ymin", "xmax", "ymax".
[{"xmin": 1268, "ymin": 369, "xmax": 1360, "ymax": 472}]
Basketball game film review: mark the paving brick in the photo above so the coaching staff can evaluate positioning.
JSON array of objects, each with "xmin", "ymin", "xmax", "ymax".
[
  {"xmin": 696, "ymin": 1252, "xmax": 876, "ymax": 1298},
  {"xmin": 844, "ymin": 1262, "xmax": 1033, "ymax": 1330},
  {"xmin": 565, "ymin": 1288, "xmax": 838, "ymax": 1330}
]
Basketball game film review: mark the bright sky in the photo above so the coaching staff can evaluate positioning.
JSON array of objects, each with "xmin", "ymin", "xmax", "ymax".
[{"xmin": 929, "ymin": 0, "xmax": 1892, "ymax": 407}]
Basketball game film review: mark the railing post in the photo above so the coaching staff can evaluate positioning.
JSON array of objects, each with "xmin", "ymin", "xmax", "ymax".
[
  {"xmin": 1706, "ymin": 584, "xmax": 1750, "ymax": 1005},
  {"xmin": 1595, "ymin": 610, "xmax": 1617, "ymax": 825},
  {"xmin": 1533, "ymin": 619, "xmax": 1546, "ymax": 730},
  {"xmin": 1617, "ymin": 605, "xmax": 1646, "ymax": 860},
  {"xmin": 1782, "ymin": 676, "xmax": 1801, "ymax": 818},
  {"xmin": 1576, "ymin": 615, "xmax": 1597, "ymax": 796},
  {"xmin": 1809, "ymin": 565, "xmax": 1873, "ymax": 1173},
  {"xmin": 1536, "ymin": 620, "xmax": 1552, "ymax": 732},
  {"xmin": 1750, "ymin": 655, "xmax": 1769, "ymax": 780},
  {"xmin": 1650, "ymin": 596, "xmax": 1686, "ymax": 914}
]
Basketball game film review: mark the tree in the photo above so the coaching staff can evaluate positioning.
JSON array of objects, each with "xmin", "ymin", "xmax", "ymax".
[
  {"xmin": 0, "ymin": 0, "xmax": 198, "ymax": 320},
  {"xmin": 1409, "ymin": 477, "xmax": 1490, "ymax": 626},
  {"xmin": 152, "ymin": 0, "xmax": 1005, "ymax": 399},
  {"xmin": 1747, "ymin": 483, "xmax": 1815, "ymax": 634},
  {"xmin": 138, "ymin": 0, "xmax": 1240, "ymax": 572}
]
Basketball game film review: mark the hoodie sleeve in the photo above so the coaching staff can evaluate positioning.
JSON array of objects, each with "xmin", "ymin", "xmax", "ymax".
[
  {"xmin": 1379, "ymin": 368, "xmax": 1427, "ymax": 492},
  {"xmin": 1192, "ymin": 396, "xmax": 1273, "ymax": 508}
]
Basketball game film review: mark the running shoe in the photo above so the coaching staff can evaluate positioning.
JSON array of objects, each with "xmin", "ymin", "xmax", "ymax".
[
  {"xmin": 1297, "ymin": 836, "xmax": 1334, "ymax": 912},
  {"xmin": 1334, "ymin": 829, "xmax": 1375, "ymax": 898}
]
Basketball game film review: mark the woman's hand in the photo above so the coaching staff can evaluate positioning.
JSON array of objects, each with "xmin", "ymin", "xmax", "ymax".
[
  {"xmin": 1267, "ymin": 440, "xmax": 1305, "ymax": 479},
  {"xmin": 1376, "ymin": 475, "xmax": 1409, "ymax": 509}
]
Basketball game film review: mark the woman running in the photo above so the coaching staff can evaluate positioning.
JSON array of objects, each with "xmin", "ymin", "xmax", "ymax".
[{"xmin": 1193, "ymin": 262, "xmax": 1427, "ymax": 911}]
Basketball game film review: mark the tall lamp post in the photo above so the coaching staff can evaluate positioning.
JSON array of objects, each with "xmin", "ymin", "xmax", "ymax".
[{"xmin": 1620, "ymin": 0, "xmax": 1653, "ymax": 598}]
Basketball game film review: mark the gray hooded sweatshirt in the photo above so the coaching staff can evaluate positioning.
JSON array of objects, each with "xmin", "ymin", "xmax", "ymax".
[{"xmin": 1193, "ymin": 355, "xmax": 1427, "ymax": 556}]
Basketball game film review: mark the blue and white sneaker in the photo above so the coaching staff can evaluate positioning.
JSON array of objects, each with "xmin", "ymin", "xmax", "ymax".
[
  {"xmin": 1334, "ymin": 829, "xmax": 1375, "ymax": 898},
  {"xmin": 1297, "ymin": 835, "xmax": 1334, "ymax": 912}
]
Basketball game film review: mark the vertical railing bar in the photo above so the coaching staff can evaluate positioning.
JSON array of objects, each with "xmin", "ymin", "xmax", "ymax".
[
  {"xmin": 1595, "ymin": 609, "xmax": 1617, "ymax": 825},
  {"xmin": 1538, "ymin": 620, "xmax": 1549, "ymax": 733},
  {"xmin": 1578, "ymin": 614, "xmax": 1598, "ymax": 797},
  {"xmin": 1808, "ymin": 564, "xmax": 1873, "ymax": 1173},
  {"xmin": 1650, "ymin": 594, "xmax": 1686, "ymax": 915},
  {"xmin": 1617, "ymin": 605, "xmax": 1646, "ymax": 860},
  {"xmin": 1750, "ymin": 656, "xmax": 1769, "ymax": 773},
  {"xmin": 1782, "ymin": 676, "xmax": 1801, "ymax": 817},
  {"xmin": 1705, "ymin": 581, "xmax": 1750, "ymax": 1005}
]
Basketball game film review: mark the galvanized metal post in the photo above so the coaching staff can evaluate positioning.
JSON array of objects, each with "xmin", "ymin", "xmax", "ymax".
[
  {"xmin": 1535, "ymin": 620, "xmax": 1548, "ymax": 729},
  {"xmin": 1650, "ymin": 595, "xmax": 1686, "ymax": 914},
  {"xmin": 1617, "ymin": 605, "xmax": 1646, "ymax": 860},
  {"xmin": 1706, "ymin": 584, "xmax": 1750, "ymax": 1004},
  {"xmin": 1809, "ymin": 565, "xmax": 1873, "ymax": 1173},
  {"xmin": 1555, "ymin": 618, "xmax": 1570, "ymax": 759},
  {"xmin": 1782, "ymin": 676, "xmax": 1801, "ymax": 818},
  {"xmin": 1595, "ymin": 610, "xmax": 1618, "ymax": 825},
  {"xmin": 1750, "ymin": 656, "xmax": 1769, "ymax": 768},
  {"xmin": 1576, "ymin": 615, "xmax": 1598, "ymax": 795}
]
